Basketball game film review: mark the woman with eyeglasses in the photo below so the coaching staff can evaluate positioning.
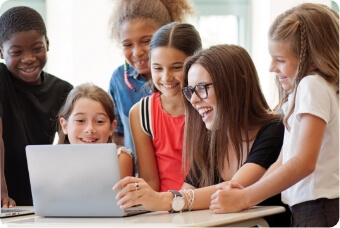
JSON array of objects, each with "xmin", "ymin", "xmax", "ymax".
[{"xmin": 113, "ymin": 44, "xmax": 290, "ymax": 227}]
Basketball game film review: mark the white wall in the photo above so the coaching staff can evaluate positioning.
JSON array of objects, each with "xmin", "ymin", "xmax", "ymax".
[
  {"xmin": 251, "ymin": 0, "xmax": 273, "ymax": 107},
  {"xmin": 46, "ymin": 0, "xmax": 123, "ymax": 90},
  {"xmin": 1, "ymin": 0, "xmax": 335, "ymax": 106}
]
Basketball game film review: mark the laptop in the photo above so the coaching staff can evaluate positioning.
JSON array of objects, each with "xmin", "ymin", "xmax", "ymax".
[
  {"xmin": 25, "ymin": 143, "xmax": 148, "ymax": 217},
  {"xmin": 0, "ymin": 164, "xmax": 35, "ymax": 217},
  {"xmin": 0, "ymin": 207, "xmax": 33, "ymax": 218}
]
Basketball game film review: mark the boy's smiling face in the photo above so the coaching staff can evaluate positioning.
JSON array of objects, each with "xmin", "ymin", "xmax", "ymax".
[{"xmin": 0, "ymin": 30, "xmax": 49, "ymax": 85}]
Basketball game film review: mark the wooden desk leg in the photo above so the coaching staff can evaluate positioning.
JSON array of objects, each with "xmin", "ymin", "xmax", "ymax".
[{"xmin": 222, "ymin": 217, "xmax": 269, "ymax": 227}]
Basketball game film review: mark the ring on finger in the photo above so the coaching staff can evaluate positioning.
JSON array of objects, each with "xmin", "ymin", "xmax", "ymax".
[{"xmin": 134, "ymin": 182, "xmax": 139, "ymax": 191}]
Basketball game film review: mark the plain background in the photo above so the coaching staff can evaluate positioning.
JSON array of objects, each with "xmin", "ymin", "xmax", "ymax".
[{"xmin": 0, "ymin": 0, "xmax": 337, "ymax": 108}]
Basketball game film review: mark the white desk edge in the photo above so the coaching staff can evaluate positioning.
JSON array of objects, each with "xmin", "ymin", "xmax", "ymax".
[{"xmin": 1, "ymin": 205, "xmax": 286, "ymax": 227}]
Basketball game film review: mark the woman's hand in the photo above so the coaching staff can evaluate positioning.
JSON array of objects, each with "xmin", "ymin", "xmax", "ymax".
[
  {"xmin": 216, "ymin": 181, "xmax": 244, "ymax": 190},
  {"xmin": 210, "ymin": 181, "xmax": 250, "ymax": 214},
  {"xmin": 113, "ymin": 176, "xmax": 170, "ymax": 211}
]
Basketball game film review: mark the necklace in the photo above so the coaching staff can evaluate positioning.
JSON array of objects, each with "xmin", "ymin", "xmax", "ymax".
[{"xmin": 124, "ymin": 61, "xmax": 136, "ymax": 91}]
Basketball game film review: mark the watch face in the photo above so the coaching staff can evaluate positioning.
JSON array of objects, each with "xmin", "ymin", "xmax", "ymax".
[{"xmin": 172, "ymin": 197, "xmax": 185, "ymax": 211}]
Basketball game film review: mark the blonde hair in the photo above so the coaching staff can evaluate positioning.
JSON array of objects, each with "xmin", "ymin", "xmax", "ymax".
[
  {"xmin": 109, "ymin": 0, "xmax": 195, "ymax": 42},
  {"xmin": 269, "ymin": 3, "xmax": 339, "ymax": 129}
]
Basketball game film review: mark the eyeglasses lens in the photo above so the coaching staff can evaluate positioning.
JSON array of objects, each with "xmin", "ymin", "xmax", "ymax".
[
  {"xmin": 196, "ymin": 85, "xmax": 207, "ymax": 99},
  {"xmin": 182, "ymin": 84, "xmax": 211, "ymax": 102},
  {"xmin": 182, "ymin": 87, "xmax": 193, "ymax": 101}
]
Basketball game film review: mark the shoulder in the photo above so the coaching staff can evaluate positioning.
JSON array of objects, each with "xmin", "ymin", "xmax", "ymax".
[
  {"xmin": 257, "ymin": 119, "xmax": 284, "ymax": 138},
  {"xmin": 130, "ymin": 94, "xmax": 153, "ymax": 116},
  {"xmin": 298, "ymin": 74, "xmax": 337, "ymax": 102},
  {"xmin": 0, "ymin": 63, "xmax": 7, "ymax": 71},
  {"xmin": 295, "ymin": 74, "xmax": 338, "ymax": 122},
  {"xmin": 0, "ymin": 63, "xmax": 10, "ymax": 81},
  {"xmin": 149, "ymin": 92, "xmax": 160, "ymax": 103},
  {"xmin": 110, "ymin": 65, "xmax": 125, "ymax": 82},
  {"xmin": 0, "ymin": 64, "xmax": 7, "ymax": 84},
  {"xmin": 109, "ymin": 64, "xmax": 126, "ymax": 90},
  {"xmin": 300, "ymin": 74, "xmax": 325, "ymax": 84},
  {"xmin": 245, "ymin": 119, "xmax": 284, "ymax": 168},
  {"xmin": 111, "ymin": 64, "xmax": 125, "ymax": 78},
  {"xmin": 43, "ymin": 72, "xmax": 73, "ymax": 90},
  {"xmin": 298, "ymin": 74, "xmax": 335, "ymax": 94},
  {"xmin": 251, "ymin": 119, "xmax": 284, "ymax": 156},
  {"xmin": 130, "ymin": 101, "xmax": 141, "ymax": 117}
]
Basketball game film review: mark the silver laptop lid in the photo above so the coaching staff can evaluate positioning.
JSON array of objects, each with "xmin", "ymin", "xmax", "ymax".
[{"xmin": 26, "ymin": 143, "xmax": 126, "ymax": 217}]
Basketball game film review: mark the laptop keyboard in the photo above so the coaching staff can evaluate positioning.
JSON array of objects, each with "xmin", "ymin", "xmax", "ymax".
[{"xmin": 1, "ymin": 208, "xmax": 27, "ymax": 213}]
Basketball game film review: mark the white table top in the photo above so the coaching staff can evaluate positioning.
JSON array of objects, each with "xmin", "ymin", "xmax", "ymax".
[{"xmin": 2, "ymin": 205, "xmax": 285, "ymax": 227}]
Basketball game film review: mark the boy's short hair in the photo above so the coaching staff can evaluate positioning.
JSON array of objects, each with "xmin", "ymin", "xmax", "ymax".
[{"xmin": 0, "ymin": 6, "xmax": 47, "ymax": 47}]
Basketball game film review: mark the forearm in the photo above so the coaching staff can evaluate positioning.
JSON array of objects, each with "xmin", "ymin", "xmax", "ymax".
[
  {"xmin": 261, "ymin": 152, "xmax": 283, "ymax": 179},
  {"xmin": 248, "ymin": 114, "xmax": 324, "ymax": 206},
  {"xmin": 160, "ymin": 186, "xmax": 217, "ymax": 211},
  {"xmin": 118, "ymin": 152, "xmax": 134, "ymax": 178},
  {"xmin": 135, "ymin": 145, "xmax": 160, "ymax": 191},
  {"xmin": 245, "ymin": 155, "xmax": 315, "ymax": 207},
  {"xmin": 136, "ymin": 160, "xmax": 160, "ymax": 191},
  {"xmin": 0, "ymin": 119, "xmax": 7, "ymax": 195},
  {"xmin": 190, "ymin": 186, "xmax": 217, "ymax": 210},
  {"xmin": 144, "ymin": 178, "xmax": 159, "ymax": 192},
  {"xmin": 0, "ymin": 139, "xmax": 7, "ymax": 194}
]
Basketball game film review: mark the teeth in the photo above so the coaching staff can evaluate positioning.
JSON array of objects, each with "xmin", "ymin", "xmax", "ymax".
[
  {"xmin": 163, "ymin": 84, "xmax": 177, "ymax": 88},
  {"xmin": 21, "ymin": 67, "xmax": 36, "ymax": 73},
  {"xmin": 198, "ymin": 107, "xmax": 213, "ymax": 116},
  {"xmin": 81, "ymin": 138, "xmax": 96, "ymax": 143}
]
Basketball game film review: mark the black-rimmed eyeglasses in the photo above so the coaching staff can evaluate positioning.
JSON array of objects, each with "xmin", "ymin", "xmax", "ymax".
[{"xmin": 182, "ymin": 83, "xmax": 213, "ymax": 102}]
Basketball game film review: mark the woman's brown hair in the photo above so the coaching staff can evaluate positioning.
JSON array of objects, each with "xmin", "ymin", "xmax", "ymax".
[{"xmin": 182, "ymin": 44, "xmax": 281, "ymax": 187}]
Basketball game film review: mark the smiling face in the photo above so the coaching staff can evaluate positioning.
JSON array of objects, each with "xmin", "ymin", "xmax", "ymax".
[
  {"xmin": 60, "ymin": 97, "xmax": 116, "ymax": 144},
  {"xmin": 0, "ymin": 30, "xmax": 48, "ymax": 85},
  {"xmin": 151, "ymin": 46, "xmax": 188, "ymax": 98},
  {"xmin": 187, "ymin": 63, "xmax": 216, "ymax": 130},
  {"xmin": 268, "ymin": 40, "xmax": 299, "ymax": 92},
  {"xmin": 120, "ymin": 19, "xmax": 158, "ymax": 79}
]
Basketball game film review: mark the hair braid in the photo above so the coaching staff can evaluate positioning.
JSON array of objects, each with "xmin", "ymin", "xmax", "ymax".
[
  {"xmin": 283, "ymin": 20, "xmax": 309, "ymax": 129},
  {"xmin": 296, "ymin": 20, "xmax": 307, "ymax": 84}
]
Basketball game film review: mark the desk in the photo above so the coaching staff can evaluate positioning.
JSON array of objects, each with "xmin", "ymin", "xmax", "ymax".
[{"xmin": 2, "ymin": 206, "xmax": 285, "ymax": 227}]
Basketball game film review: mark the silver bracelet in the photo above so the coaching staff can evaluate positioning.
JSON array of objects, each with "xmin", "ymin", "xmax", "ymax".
[
  {"xmin": 179, "ymin": 190, "xmax": 189, "ymax": 211},
  {"xmin": 180, "ymin": 189, "xmax": 195, "ymax": 211},
  {"xmin": 186, "ymin": 189, "xmax": 194, "ymax": 211}
]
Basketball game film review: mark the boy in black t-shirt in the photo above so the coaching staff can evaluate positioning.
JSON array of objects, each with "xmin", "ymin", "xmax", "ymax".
[{"xmin": 0, "ymin": 6, "xmax": 73, "ymax": 207}]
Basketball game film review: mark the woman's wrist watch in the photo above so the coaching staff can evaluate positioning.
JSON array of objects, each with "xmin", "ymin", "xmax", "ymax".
[{"xmin": 168, "ymin": 190, "xmax": 185, "ymax": 213}]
